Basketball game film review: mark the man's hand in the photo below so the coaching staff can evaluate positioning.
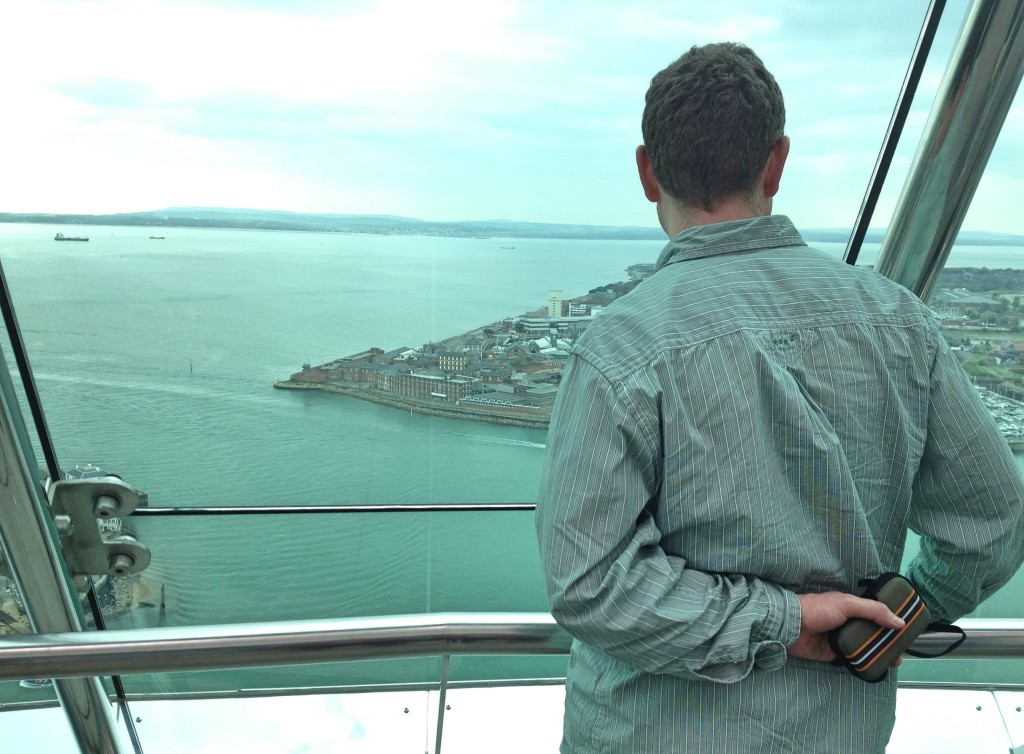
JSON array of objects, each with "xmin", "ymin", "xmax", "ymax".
[{"xmin": 788, "ymin": 591, "xmax": 905, "ymax": 663}]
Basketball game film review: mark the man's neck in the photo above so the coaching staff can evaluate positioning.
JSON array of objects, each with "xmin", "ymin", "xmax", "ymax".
[{"xmin": 661, "ymin": 195, "xmax": 771, "ymax": 238}]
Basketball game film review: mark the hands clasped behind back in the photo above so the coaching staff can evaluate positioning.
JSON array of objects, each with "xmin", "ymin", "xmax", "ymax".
[{"xmin": 788, "ymin": 591, "xmax": 906, "ymax": 663}]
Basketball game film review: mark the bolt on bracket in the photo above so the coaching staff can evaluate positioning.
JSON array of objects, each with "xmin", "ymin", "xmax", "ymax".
[{"xmin": 47, "ymin": 477, "xmax": 152, "ymax": 591}]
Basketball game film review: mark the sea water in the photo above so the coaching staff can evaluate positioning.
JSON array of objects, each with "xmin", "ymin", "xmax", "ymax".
[{"xmin": 0, "ymin": 223, "xmax": 665, "ymax": 506}]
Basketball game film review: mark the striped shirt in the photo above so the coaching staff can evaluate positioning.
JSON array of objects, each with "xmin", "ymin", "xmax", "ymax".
[{"xmin": 536, "ymin": 215, "xmax": 1024, "ymax": 753}]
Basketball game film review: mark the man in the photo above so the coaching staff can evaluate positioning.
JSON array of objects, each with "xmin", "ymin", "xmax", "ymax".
[{"xmin": 535, "ymin": 42, "xmax": 1024, "ymax": 753}]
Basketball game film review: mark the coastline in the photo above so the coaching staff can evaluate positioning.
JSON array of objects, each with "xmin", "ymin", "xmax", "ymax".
[{"xmin": 274, "ymin": 380, "xmax": 550, "ymax": 428}]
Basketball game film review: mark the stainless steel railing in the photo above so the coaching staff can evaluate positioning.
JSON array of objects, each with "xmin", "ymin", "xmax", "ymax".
[
  {"xmin": 0, "ymin": 612, "xmax": 570, "ymax": 681},
  {"xmin": 1, "ymin": 613, "xmax": 1023, "ymax": 682},
  {"xmin": 4, "ymin": 613, "xmax": 1024, "ymax": 754}
]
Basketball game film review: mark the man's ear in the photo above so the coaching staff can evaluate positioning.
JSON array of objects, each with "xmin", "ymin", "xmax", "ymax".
[
  {"xmin": 636, "ymin": 145, "xmax": 661, "ymax": 203},
  {"xmin": 763, "ymin": 136, "xmax": 790, "ymax": 199}
]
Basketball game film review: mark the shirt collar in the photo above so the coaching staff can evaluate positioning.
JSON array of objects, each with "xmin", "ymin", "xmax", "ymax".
[{"xmin": 654, "ymin": 215, "xmax": 807, "ymax": 271}]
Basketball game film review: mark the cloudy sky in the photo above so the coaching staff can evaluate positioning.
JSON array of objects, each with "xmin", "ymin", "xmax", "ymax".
[{"xmin": 2, "ymin": 0, "xmax": 1021, "ymax": 234}]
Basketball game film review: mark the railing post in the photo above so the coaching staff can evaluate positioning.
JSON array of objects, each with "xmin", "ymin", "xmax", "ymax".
[{"xmin": 435, "ymin": 654, "xmax": 450, "ymax": 754}]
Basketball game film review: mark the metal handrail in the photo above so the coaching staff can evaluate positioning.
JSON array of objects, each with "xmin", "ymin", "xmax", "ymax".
[
  {"xmin": 0, "ymin": 613, "xmax": 1022, "ymax": 682},
  {"xmin": 0, "ymin": 613, "xmax": 571, "ymax": 681}
]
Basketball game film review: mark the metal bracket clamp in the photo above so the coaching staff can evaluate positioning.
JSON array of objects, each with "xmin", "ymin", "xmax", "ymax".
[{"xmin": 47, "ymin": 477, "xmax": 151, "ymax": 592}]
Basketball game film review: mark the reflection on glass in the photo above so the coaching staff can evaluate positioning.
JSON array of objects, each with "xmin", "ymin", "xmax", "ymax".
[
  {"xmin": 0, "ymin": 581, "xmax": 55, "ymax": 706},
  {"xmin": 127, "ymin": 693, "xmax": 432, "ymax": 754},
  {"xmin": 0, "ymin": 577, "xmax": 30, "ymax": 637}
]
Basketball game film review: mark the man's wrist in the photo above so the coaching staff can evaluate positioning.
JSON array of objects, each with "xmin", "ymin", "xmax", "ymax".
[{"xmin": 752, "ymin": 583, "xmax": 802, "ymax": 647}]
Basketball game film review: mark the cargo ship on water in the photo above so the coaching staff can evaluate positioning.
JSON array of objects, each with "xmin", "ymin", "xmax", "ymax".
[{"xmin": 53, "ymin": 232, "xmax": 89, "ymax": 241}]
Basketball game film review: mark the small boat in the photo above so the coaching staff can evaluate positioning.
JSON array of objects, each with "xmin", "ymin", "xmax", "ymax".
[
  {"xmin": 54, "ymin": 233, "xmax": 89, "ymax": 242},
  {"xmin": 149, "ymin": 235, "xmax": 165, "ymax": 240},
  {"xmin": 19, "ymin": 679, "xmax": 52, "ymax": 690}
]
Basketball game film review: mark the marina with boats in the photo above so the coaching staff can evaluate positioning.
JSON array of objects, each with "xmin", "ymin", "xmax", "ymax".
[{"xmin": 975, "ymin": 385, "xmax": 1024, "ymax": 451}]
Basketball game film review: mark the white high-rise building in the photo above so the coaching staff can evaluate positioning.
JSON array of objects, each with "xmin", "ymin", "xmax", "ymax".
[{"xmin": 548, "ymin": 290, "xmax": 563, "ymax": 318}]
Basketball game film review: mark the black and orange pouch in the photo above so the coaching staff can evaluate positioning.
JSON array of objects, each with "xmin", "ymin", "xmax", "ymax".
[{"xmin": 827, "ymin": 572, "xmax": 966, "ymax": 682}]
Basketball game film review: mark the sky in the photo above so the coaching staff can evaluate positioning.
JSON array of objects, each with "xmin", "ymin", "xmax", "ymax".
[{"xmin": 1, "ymin": 0, "xmax": 1022, "ymax": 234}]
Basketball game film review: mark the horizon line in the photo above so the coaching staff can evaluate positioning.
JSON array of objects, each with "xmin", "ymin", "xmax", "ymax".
[{"xmin": 1, "ymin": 208, "xmax": 1023, "ymax": 242}]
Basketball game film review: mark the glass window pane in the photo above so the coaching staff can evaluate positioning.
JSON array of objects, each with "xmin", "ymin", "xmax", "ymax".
[
  {"xmin": 0, "ymin": 0, "xmax": 951, "ymax": 509},
  {"xmin": 0, "ymin": 707, "xmax": 85, "ymax": 751},
  {"xmin": 439, "ymin": 686, "xmax": 564, "ymax": 754},
  {"xmin": 127, "ymin": 692, "xmax": 431, "ymax": 754},
  {"xmin": 899, "ymin": 78, "xmax": 1024, "ymax": 685},
  {"xmin": 101, "ymin": 509, "xmax": 564, "ymax": 696}
]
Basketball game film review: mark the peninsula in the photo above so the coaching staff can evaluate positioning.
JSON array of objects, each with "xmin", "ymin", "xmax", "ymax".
[
  {"xmin": 274, "ymin": 271, "xmax": 651, "ymax": 427},
  {"xmin": 276, "ymin": 264, "xmax": 1024, "ymax": 442}
]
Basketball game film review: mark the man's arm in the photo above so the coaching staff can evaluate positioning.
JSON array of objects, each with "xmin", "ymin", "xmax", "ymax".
[
  {"xmin": 906, "ymin": 338, "xmax": 1024, "ymax": 621},
  {"xmin": 536, "ymin": 354, "xmax": 902, "ymax": 680}
]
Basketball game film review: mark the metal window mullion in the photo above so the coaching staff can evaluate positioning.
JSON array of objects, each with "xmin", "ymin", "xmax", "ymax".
[
  {"xmin": 844, "ymin": 0, "xmax": 948, "ymax": 265},
  {"xmin": 0, "ymin": 347, "xmax": 127, "ymax": 753},
  {"xmin": 0, "ymin": 259, "xmax": 61, "ymax": 485},
  {"xmin": 873, "ymin": 0, "xmax": 1024, "ymax": 298}
]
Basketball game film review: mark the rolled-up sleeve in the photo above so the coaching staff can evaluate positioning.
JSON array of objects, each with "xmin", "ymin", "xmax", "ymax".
[{"xmin": 536, "ymin": 353, "xmax": 801, "ymax": 683}]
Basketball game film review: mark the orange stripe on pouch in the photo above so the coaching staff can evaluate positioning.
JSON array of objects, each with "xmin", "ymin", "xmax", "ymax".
[
  {"xmin": 856, "ymin": 600, "xmax": 926, "ymax": 673},
  {"xmin": 850, "ymin": 590, "xmax": 919, "ymax": 657}
]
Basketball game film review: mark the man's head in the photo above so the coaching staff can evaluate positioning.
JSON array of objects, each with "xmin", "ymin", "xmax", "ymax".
[{"xmin": 640, "ymin": 43, "xmax": 786, "ymax": 216}]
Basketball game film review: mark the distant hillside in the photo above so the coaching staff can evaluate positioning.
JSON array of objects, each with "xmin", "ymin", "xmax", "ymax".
[
  {"xmin": 0, "ymin": 207, "xmax": 666, "ymax": 240},
  {"xmin": 936, "ymin": 267, "xmax": 1024, "ymax": 291},
  {"xmin": 1, "ymin": 207, "xmax": 1022, "ymax": 246}
]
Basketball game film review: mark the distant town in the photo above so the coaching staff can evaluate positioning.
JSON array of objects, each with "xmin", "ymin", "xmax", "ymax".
[
  {"xmin": 274, "ymin": 263, "xmax": 654, "ymax": 427},
  {"xmin": 277, "ymin": 263, "xmax": 1024, "ymax": 446}
]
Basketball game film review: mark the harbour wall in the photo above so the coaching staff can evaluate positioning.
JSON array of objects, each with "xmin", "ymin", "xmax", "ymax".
[{"xmin": 273, "ymin": 380, "xmax": 550, "ymax": 429}]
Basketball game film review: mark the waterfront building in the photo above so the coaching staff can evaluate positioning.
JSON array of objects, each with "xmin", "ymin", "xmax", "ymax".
[
  {"xmin": 513, "ymin": 382, "xmax": 560, "ymax": 407},
  {"xmin": 516, "ymin": 315, "xmax": 594, "ymax": 337},
  {"xmin": 326, "ymin": 362, "xmax": 393, "ymax": 384},
  {"xmin": 438, "ymin": 352, "xmax": 471, "ymax": 373},
  {"xmin": 380, "ymin": 370, "xmax": 476, "ymax": 402}
]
